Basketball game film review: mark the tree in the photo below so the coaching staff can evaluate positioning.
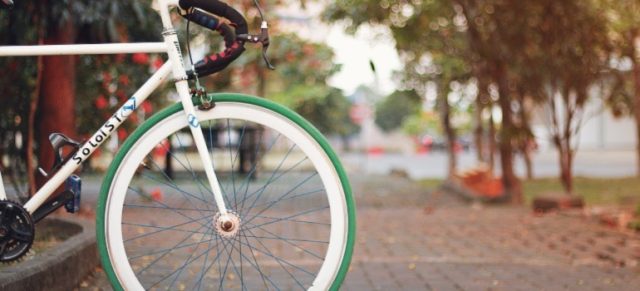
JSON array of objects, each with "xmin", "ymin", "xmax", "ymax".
[
  {"xmin": 272, "ymin": 85, "xmax": 359, "ymax": 137},
  {"xmin": 374, "ymin": 90, "xmax": 421, "ymax": 132},
  {"xmin": 518, "ymin": 0, "xmax": 610, "ymax": 194},
  {"xmin": 220, "ymin": 32, "xmax": 358, "ymax": 137},
  {"xmin": 597, "ymin": 0, "xmax": 640, "ymax": 176},
  {"xmin": 0, "ymin": 0, "xmax": 161, "ymax": 196},
  {"xmin": 324, "ymin": 0, "xmax": 475, "ymax": 178}
]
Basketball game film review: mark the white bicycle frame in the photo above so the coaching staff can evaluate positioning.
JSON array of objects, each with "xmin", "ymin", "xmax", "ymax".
[{"xmin": 0, "ymin": 0, "xmax": 230, "ymax": 216}]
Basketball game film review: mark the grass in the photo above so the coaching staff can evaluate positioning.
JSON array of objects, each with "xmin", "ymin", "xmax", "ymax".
[
  {"xmin": 523, "ymin": 177, "xmax": 640, "ymax": 207},
  {"xmin": 419, "ymin": 178, "xmax": 444, "ymax": 190}
]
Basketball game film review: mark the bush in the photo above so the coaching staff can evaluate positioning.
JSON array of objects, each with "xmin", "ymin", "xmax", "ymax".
[{"xmin": 374, "ymin": 90, "xmax": 421, "ymax": 132}]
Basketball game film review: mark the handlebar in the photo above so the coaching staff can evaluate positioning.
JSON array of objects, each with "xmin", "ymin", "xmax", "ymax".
[{"xmin": 178, "ymin": 0, "xmax": 273, "ymax": 78}]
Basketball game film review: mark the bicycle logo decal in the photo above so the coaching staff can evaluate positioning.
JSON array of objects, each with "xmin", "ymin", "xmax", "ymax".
[
  {"xmin": 188, "ymin": 114, "xmax": 200, "ymax": 128},
  {"xmin": 117, "ymin": 97, "xmax": 137, "ymax": 119}
]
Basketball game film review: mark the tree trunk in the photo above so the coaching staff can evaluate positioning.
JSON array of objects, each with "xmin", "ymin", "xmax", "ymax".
[
  {"xmin": 26, "ymin": 19, "xmax": 45, "ymax": 197},
  {"xmin": 496, "ymin": 65, "xmax": 522, "ymax": 204},
  {"xmin": 488, "ymin": 106, "xmax": 496, "ymax": 173},
  {"xmin": 439, "ymin": 85, "xmax": 457, "ymax": 178},
  {"xmin": 36, "ymin": 19, "xmax": 76, "ymax": 187},
  {"xmin": 523, "ymin": 147, "xmax": 533, "ymax": 180},
  {"xmin": 549, "ymin": 85, "xmax": 574, "ymax": 195},
  {"xmin": 557, "ymin": 141, "xmax": 574, "ymax": 194},
  {"xmin": 27, "ymin": 55, "xmax": 43, "ymax": 196},
  {"xmin": 519, "ymin": 99, "xmax": 534, "ymax": 180},
  {"xmin": 474, "ymin": 85, "xmax": 486, "ymax": 163},
  {"xmin": 633, "ymin": 32, "xmax": 640, "ymax": 177}
]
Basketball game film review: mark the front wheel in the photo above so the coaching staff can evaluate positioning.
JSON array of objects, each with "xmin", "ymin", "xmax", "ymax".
[{"xmin": 97, "ymin": 94, "xmax": 355, "ymax": 290}]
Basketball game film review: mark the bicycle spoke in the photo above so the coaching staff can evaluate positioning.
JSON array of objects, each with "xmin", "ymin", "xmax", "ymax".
[
  {"xmin": 243, "ymin": 172, "xmax": 319, "ymax": 225},
  {"xmin": 244, "ymin": 207, "xmax": 331, "ymax": 231},
  {"xmin": 240, "ymin": 228, "xmax": 311, "ymax": 289},
  {"xmin": 226, "ymin": 120, "xmax": 238, "ymax": 209},
  {"xmin": 122, "ymin": 216, "xmax": 211, "ymax": 243},
  {"xmin": 128, "ymin": 235, "xmax": 216, "ymax": 261},
  {"xmin": 167, "ymin": 227, "xmax": 214, "ymax": 290},
  {"xmin": 141, "ymin": 158, "xmax": 211, "ymax": 210},
  {"xmin": 123, "ymin": 203, "xmax": 215, "ymax": 213},
  {"xmin": 237, "ymin": 143, "xmax": 296, "ymax": 212},
  {"xmin": 162, "ymin": 135, "xmax": 233, "ymax": 210},
  {"xmin": 146, "ymin": 229, "xmax": 219, "ymax": 289},
  {"xmin": 218, "ymin": 234, "xmax": 243, "ymax": 290},
  {"xmin": 194, "ymin": 227, "xmax": 217, "ymax": 291},
  {"xmin": 236, "ymin": 155, "xmax": 311, "ymax": 214},
  {"xmin": 135, "ymin": 222, "xmax": 211, "ymax": 277},
  {"xmin": 236, "ymin": 133, "xmax": 279, "ymax": 211},
  {"xmin": 239, "ymin": 229, "xmax": 272, "ymax": 290},
  {"xmin": 246, "ymin": 188, "xmax": 325, "ymax": 212},
  {"xmin": 105, "ymin": 101, "xmax": 352, "ymax": 289},
  {"xmin": 126, "ymin": 186, "xmax": 210, "ymax": 231},
  {"xmin": 245, "ymin": 220, "xmax": 329, "ymax": 250}
]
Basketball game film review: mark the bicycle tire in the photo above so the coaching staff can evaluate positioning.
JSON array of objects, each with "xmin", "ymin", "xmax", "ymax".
[{"xmin": 97, "ymin": 93, "xmax": 355, "ymax": 290}]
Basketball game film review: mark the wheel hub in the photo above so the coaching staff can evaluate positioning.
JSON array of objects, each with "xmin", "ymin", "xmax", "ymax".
[
  {"xmin": 214, "ymin": 212, "xmax": 241, "ymax": 238},
  {"xmin": 0, "ymin": 200, "xmax": 34, "ymax": 263}
]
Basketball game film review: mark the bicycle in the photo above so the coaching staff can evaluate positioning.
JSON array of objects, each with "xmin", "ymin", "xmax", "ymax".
[{"xmin": 0, "ymin": 0, "xmax": 356, "ymax": 290}]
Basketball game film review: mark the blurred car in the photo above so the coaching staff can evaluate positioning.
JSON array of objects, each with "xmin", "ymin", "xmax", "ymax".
[{"xmin": 419, "ymin": 134, "xmax": 471, "ymax": 151}]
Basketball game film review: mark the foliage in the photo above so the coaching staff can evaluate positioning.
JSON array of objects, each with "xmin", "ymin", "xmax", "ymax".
[
  {"xmin": 401, "ymin": 111, "xmax": 440, "ymax": 137},
  {"xmin": 0, "ymin": 0, "xmax": 162, "ymax": 193},
  {"xmin": 210, "ymin": 32, "xmax": 356, "ymax": 136},
  {"xmin": 273, "ymin": 85, "xmax": 358, "ymax": 136},
  {"xmin": 76, "ymin": 53, "xmax": 169, "ymax": 140},
  {"xmin": 602, "ymin": 0, "xmax": 640, "ymax": 115},
  {"xmin": 325, "ymin": 0, "xmax": 614, "ymax": 196},
  {"xmin": 374, "ymin": 90, "xmax": 421, "ymax": 132},
  {"xmin": 324, "ymin": 0, "xmax": 473, "ymax": 88}
]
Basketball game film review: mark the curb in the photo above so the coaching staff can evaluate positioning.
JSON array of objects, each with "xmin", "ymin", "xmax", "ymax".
[{"xmin": 0, "ymin": 217, "xmax": 98, "ymax": 291}]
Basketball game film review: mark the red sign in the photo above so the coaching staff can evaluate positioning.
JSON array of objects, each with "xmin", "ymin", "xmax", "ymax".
[{"xmin": 349, "ymin": 105, "xmax": 371, "ymax": 125}]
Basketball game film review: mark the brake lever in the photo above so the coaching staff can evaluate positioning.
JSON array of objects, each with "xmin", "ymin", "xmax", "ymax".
[
  {"xmin": 260, "ymin": 27, "xmax": 276, "ymax": 70},
  {"xmin": 262, "ymin": 46, "xmax": 275, "ymax": 70},
  {"xmin": 237, "ymin": 22, "xmax": 275, "ymax": 70},
  {"xmin": 260, "ymin": 22, "xmax": 275, "ymax": 70}
]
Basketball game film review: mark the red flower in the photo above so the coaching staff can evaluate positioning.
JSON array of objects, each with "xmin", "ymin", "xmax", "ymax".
[
  {"xmin": 152, "ymin": 57, "xmax": 164, "ymax": 70},
  {"xmin": 132, "ymin": 53, "xmax": 150, "ymax": 65},
  {"xmin": 95, "ymin": 95, "xmax": 108, "ymax": 109},
  {"xmin": 302, "ymin": 44, "xmax": 315, "ymax": 56},
  {"xmin": 118, "ymin": 129, "xmax": 128, "ymax": 141},
  {"xmin": 115, "ymin": 54, "xmax": 125, "ymax": 63},
  {"xmin": 285, "ymin": 52, "xmax": 296, "ymax": 62},
  {"xmin": 116, "ymin": 90, "xmax": 127, "ymax": 101},
  {"xmin": 102, "ymin": 71, "xmax": 112, "ymax": 83},
  {"xmin": 141, "ymin": 102, "xmax": 153, "ymax": 114},
  {"xmin": 119, "ymin": 75, "xmax": 130, "ymax": 86}
]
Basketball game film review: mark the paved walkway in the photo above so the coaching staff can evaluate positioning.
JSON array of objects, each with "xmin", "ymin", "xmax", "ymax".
[{"xmin": 78, "ymin": 175, "xmax": 640, "ymax": 290}]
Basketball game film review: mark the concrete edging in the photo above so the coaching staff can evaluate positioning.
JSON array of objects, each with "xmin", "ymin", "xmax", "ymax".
[{"xmin": 0, "ymin": 217, "xmax": 98, "ymax": 291}]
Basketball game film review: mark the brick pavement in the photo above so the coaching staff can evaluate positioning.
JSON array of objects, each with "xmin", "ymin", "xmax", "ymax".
[{"xmin": 78, "ymin": 175, "xmax": 640, "ymax": 290}]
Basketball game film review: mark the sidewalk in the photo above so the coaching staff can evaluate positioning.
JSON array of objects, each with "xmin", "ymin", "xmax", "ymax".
[{"xmin": 79, "ymin": 174, "xmax": 640, "ymax": 290}]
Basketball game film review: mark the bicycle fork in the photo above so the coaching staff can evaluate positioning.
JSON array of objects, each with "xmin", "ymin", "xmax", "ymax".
[{"xmin": 162, "ymin": 26, "xmax": 231, "ymax": 219}]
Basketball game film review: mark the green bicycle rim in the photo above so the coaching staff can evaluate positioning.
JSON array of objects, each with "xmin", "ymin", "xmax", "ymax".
[{"xmin": 96, "ymin": 93, "xmax": 356, "ymax": 290}]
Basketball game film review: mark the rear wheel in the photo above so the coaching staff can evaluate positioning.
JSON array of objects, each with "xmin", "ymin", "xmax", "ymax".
[{"xmin": 97, "ymin": 94, "xmax": 355, "ymax": 290}]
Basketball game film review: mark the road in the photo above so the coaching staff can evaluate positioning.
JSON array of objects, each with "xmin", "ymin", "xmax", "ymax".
[{"xmin": 340, "ymin": 149, "xmax": 639, "ymax": 180}]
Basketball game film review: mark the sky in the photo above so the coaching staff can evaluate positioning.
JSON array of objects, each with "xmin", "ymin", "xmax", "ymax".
[
  {"xmin": 325, "ymin": 24, "xmax": 402, "ymax": 96},
  {"xmin": 276, "ymin": 1, "xmax": 402, "ymax": 97}
]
